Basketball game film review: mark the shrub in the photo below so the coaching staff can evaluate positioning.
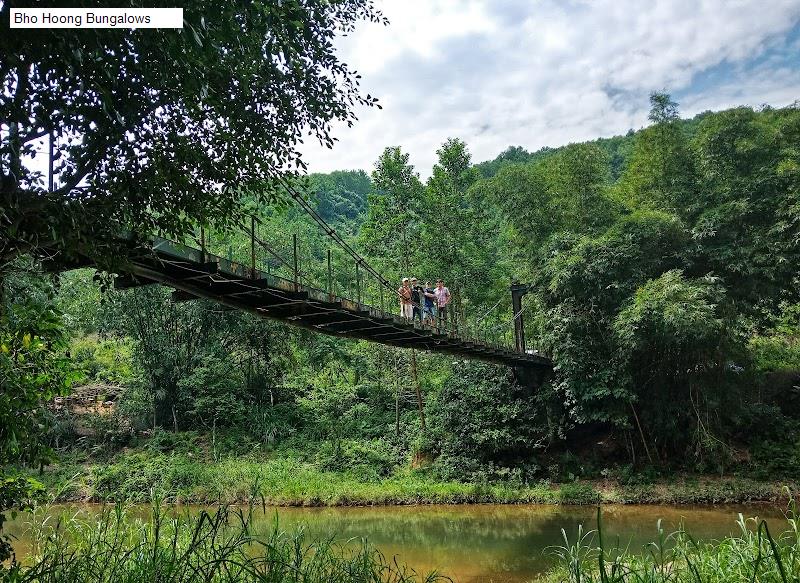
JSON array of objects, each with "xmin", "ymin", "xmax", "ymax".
[
  {"xmin": 315, "ymin": 439, "xmax": 400, "ymax": 481},
  {"xmin": 557, "ymin": 481, "xmax": 600, "ymax": 504}
]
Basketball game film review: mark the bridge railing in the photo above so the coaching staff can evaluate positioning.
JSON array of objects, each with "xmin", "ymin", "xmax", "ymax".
[{"xmin": 182, "ymin": 216, "xmax": 526, "ymax": 354}]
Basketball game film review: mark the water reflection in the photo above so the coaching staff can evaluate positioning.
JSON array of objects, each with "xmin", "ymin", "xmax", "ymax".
[{"xmin": 6, "ymin": 503, "xmax": 786, "ymax": 582}]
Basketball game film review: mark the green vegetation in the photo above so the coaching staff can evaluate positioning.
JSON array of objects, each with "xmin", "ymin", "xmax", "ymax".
[
  {"xmin": 14, "ymin": 433, "xmax": 795, "ymax": 507},
  {"xmin": 1, "ymin": 0, "xmax": 385, "ymax": 269},
  {"xmin": 3, "ymin": 92, "xmax": 800, "ymax": 578},
  {"xmin": 5, "ymin": 0, "xmax": 798, "ymax": 578},
  {"xmin": 5, "ymin": 503, "xmax": 444, "ymax": 582},
  {"xmin": 1, "ymin": 0, "xmax": 385, "ymax": 562},
  {"xmin": 6, "ymin": 96, "xmax": 800, "ymax": 499},
  {"xmin": 542, "ymin": 506, "xmax": 800, "ymax": 582}
]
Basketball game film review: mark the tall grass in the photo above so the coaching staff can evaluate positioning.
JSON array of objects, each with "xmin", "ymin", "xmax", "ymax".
[
  {"xmin": 3, "ymin": 502, "xmax": 448, "ymax": 582},
  {"xmin": 547, "ymin": 502, "xmax": 800, "ymax": 582}
]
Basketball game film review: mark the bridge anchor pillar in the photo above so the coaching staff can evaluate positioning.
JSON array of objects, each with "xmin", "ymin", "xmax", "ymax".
[{"xmin": 510, "ymin": 281, "xmax": 530, "ymax": 353}]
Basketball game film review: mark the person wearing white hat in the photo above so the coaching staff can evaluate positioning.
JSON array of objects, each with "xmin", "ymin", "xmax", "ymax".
[{"xmin": 398, "ymin": 277, "xmax": 413, "ymax": 320}]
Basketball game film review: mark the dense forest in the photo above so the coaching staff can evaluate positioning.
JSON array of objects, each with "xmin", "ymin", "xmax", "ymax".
[{"xmin": 4, "ymin": 94, "xmax": 800, "ymax": 510}]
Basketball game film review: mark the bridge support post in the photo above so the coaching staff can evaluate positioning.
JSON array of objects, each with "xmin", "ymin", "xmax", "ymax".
[
  {"xmin": 510, "ymin": 281, "xmax": 530, "ymax": 353},
  {"xmin": 292, "ymin": 234, "xmax": 299, "ymax": 291},
  {"xmin": 355, "ymin": 261, "xmax": 361, "ymax": 307},
  {"xmin": 250, "ymin": 216, "xmax": 256, "ymax": 278},
  {"xmin": 327, "ymin": 249, "xmax": 333, "ymax": 301}
]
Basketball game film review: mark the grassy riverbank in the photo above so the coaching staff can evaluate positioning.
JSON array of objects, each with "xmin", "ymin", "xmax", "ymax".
[{"xmin": 21, "ymin": 446, "xmax": 797, "ymax": 507}]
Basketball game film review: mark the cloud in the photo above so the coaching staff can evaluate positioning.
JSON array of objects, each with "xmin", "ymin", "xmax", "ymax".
[{"xmin": 301, "ymin": 0, "xmax": 800, "ymax": 178}]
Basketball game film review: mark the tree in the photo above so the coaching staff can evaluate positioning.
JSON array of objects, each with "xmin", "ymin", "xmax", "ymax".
[
  {"xmin": 532, "ymin": 211, "xmax": 688, "ymax": 430},
  {"xmin": 614, "ymin": 270, "xmax": 740, "ymax": 464},
  {"xmin": 428, "ymin": 361, "xmax": 551, "ymax": 481},
  {"xmin": 479, "ymin": 160, "xmax": 554, "ymax": 258},
  {"xmin": 309, "ymin": 170, "xmax": 372, "ymax": 226},
  {"xmin": 102, "ymin": 287, "xmax": 219, "ymax": 429},
  {"xmin": 358, "ymin": 147, "xmax": 424, "ymax": 278},
  {"xmin": 546, "ymin": 143, "xmax": 615, "ymax": 234},
  {"xmin": 1, "ymin": 0, "xmax": 386, "ymax": 269},
  {"xmin": 620, "ymin": 92, "xmax": 697, "ymax": 215},
  {"xmin": 689, "ymin": 105, "xmax": 800, "ymax": 315},
  {"xmin": 420, "ymin": 138, "xmax": 486, "ymax": 319},
  {"xmin": 0, "ymin": 2, "xmax": 384, "ymax": 539},
  {"xmin": 0, "ymin": 264, "xmax": 73, "ymax": 561}
]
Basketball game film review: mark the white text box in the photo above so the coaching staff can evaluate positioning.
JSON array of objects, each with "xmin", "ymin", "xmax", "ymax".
[{"xmin": 10, "ymin": 8, "xmax": 183, "ymax": 29}]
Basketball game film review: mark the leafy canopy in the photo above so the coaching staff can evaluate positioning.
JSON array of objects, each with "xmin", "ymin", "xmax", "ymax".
[{"xmin": 1, "ymin": 0, "xmax": 385, "ymax": 267}]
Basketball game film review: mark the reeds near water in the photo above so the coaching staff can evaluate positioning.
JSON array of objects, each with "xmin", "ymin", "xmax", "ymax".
[
  {"xmin": 546, "ymin": 503, "xmax": 800, "ymax": 582},
  {"xmin": 3, "ymin": 501, "xmax": 447, "ymax": 583},
  {"xmin": 6, "ymin": 497, "xmax": 800, "ymax": 582}
]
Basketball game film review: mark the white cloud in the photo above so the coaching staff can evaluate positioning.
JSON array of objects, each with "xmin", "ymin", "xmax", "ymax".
[{"xmin": 302, "ymin": 0, "xmax": 800, "ymax": 177}]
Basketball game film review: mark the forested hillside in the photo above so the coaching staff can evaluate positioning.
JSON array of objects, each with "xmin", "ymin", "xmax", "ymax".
[{"xmin": 6, "ymin": 94, "xmax": 800, "ymax": 504}]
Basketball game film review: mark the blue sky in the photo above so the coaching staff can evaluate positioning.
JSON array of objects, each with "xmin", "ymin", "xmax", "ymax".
[{"xmin": 302, "ymin": 0, "xmax": 800, "ymax": 177}]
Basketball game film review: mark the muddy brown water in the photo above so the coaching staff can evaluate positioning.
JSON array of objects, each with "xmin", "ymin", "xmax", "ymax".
[{"xmin": 5, "ymin": 503, "xmax": 789, "ymax": 582}]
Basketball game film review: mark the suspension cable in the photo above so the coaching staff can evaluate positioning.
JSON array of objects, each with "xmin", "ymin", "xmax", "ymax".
[{"xmin": 474, "ymin": 297, "xmax": 504, "ymax": 327}]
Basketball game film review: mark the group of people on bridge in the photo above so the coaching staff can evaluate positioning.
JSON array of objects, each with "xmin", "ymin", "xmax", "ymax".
[{"xmin": 398, "ymin": 277, "xmax": 451, "ymax": 326}]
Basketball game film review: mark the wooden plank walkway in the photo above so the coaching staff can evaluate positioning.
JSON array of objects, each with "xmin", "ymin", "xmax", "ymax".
[{"xmin": 101, "ymin": 234, "xmax": 551, "ymax": 370}]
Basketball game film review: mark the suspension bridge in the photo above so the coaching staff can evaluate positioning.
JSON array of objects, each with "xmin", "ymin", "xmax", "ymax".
[{"xmin": 46, "ymin": 179, "xmax": 551, "ymax": 371}]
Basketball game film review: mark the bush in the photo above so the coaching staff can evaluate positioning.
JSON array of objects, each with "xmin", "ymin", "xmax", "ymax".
[
  {"xmin": 89, "ymin": 452, "xmax": 203, "ymax": 501},
  {"xmin": 142, "ymin": 429, "xmax": 201, "ymax": 455},
  {"xmin": 178, "ymin": 351, "xmax": 248, "ymax": 428},
  {"xmin": 428, "ymin": 361, "xmax": 550, "ymax": 482},
  {"xmin": 69, "ymin": 336, "xmax": 135, "ymax": 385},
  {"xmin": 244, "ymin": 403, "xmax": 298, "ymax": 447},
  {"xmin": 557, "ymin": 481, "xmax": 600, "ymax": 504},
  {"xmin": 315, "ymin": 439, "xmax": 400, "ymax": 481}
]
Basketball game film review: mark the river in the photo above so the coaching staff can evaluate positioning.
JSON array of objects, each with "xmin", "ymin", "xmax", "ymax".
[{"xmin": 5, "ymin": 503, "xmax": 787, "ymax": 582}]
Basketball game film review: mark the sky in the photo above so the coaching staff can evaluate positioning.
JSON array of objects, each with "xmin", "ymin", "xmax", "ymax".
[{"xmin": 301, "ymin": 0, "xmax": 800, "ymax": 178}]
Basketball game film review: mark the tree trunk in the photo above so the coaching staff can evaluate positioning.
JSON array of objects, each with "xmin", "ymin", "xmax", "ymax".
[
  {"xmin": 394, "ymin": 349, "xmax": 401, "ymax": 436},
  {"xmin": 410, "ymin": 349, "xmax": 426, "ymax": 431},
  {"xmin": 630, "ymin": 402, "xmax": 653, "ymax": 464}
]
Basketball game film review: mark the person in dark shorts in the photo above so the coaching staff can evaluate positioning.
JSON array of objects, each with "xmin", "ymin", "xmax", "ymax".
[
  {"xmin": 422, "ymin": 281, "xmax": 436, "ymax": 324},
  {"xmin": 410, "ymin": 277, "xmax": 424, "ymax": 322}
]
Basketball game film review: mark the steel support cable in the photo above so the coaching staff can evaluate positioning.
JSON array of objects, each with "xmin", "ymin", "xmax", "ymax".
[
  {"xmin": 276, "ymin": 176, "xmax": 397, "ymax": 296},
  {"xmin": 484, "ymin": 301, "xmax": 531, "ymax": 334},
  {"xmin": 242, "ymin": 215, "xmax": 442, "ymax": 342},
  {"xmin": 474, "ymin": 297, "xmax": 504, "ymax": 327},
  {"xmin": 275, "ymin": 175, "xmax": 466, "ymax": 338}
]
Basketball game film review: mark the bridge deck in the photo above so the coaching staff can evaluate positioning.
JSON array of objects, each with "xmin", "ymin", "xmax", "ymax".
[{"xmin": 109, "ymin": 235, "xmax": 551, "ymax": 369}]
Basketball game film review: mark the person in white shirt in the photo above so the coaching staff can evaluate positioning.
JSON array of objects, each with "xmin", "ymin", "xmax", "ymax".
[{"xmin": 398, "ymin": 277, "xmax": 413, "ymax": 319}]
